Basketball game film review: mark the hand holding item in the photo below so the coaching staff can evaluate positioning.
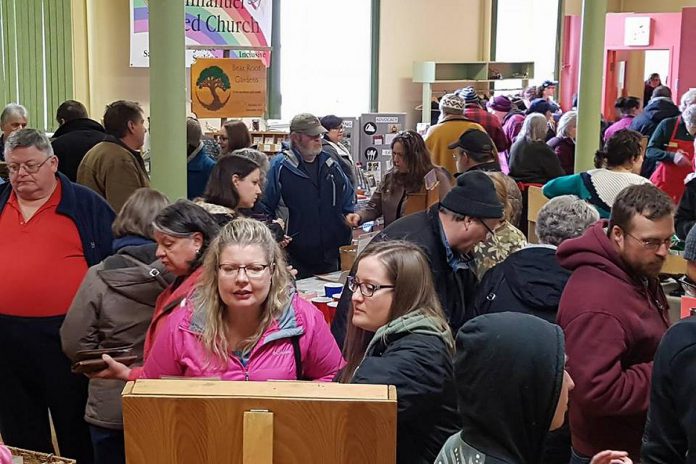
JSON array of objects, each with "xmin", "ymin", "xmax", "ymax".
[
  {"xmin": 345, "ymin": 213, "xmax": 362, "ymax": 227},
  {"xmin": 87, "ymin": 354, "xmax": 133, "ymax": 381},
  {"xmin": 673, "ymin": 150, "xmax": 691, "ymax": 167},
  {"xmin": 590, "ymin": 450, "xmax": 632, "ymax": 464}
]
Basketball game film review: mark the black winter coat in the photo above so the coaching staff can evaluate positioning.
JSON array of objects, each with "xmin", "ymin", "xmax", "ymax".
[
  {"xmin": 51, "ymin": 118, "xmax": 106, "ymax": 182},
  {"xmin": 331, "ymin": 205, "xmax": 479, "ymax": 346},
  {"xmin": 675, "ymin": 178, "xmax": 696, "ymax": 240},
  {"xmin": 473, "ymin": 246, "xmax": 570, "ymax": 323},
  {"xmin": 630, "ymin": 98, "xmax": 680, "ymax": 178},
  {"xmin": 352, "ymin": 329, "xmax": 460, "ymax": 463},
  {"xmin": 641, "ymin": 316, "xmax": 696, "ymax": 463}
]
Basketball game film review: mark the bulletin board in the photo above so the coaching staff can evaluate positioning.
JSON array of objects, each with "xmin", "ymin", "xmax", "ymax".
[{"xmin": 358, "ymin": 113, "xmax": 407, "ymax": 182}]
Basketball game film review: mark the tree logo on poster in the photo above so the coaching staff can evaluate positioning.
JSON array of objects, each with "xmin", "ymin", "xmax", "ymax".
[
  {"xmin": 363, "ymin": 122, "xmax": 377, "ymax": 135},
  {"xmin": 365, "ymin": 147, "xmax": 378, "ymax": 161},
  {"xmin": 195, "ymin": 65, "xmax": 232, "ymax": 111}
]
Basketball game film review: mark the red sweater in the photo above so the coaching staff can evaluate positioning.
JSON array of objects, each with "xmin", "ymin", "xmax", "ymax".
[{"xmin": 557, "ymin": 221, "xmax": 669, "ymax": 459}]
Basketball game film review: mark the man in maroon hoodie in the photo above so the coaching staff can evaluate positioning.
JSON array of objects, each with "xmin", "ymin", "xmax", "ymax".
[{"xmin": 557, "ymin": 183, "xmax": 672, "ymax": 463}]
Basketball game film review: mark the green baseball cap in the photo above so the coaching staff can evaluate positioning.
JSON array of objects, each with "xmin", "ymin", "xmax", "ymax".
[{"xmin": 290, "ymin": 113, "xmax": 327, "ymax": 136}]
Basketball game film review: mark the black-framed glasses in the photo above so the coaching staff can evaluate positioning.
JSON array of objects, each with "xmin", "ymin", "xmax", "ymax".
[
  {"xmin": 7, "ymin": 156, "xmax": 54, "ymax": 175},
  {"xmin": 347, "ymin": 276, "xmax": 395, "ymax": 297},
  {"xmin": 624, "ymin": 231, "xmax": 673, "ymax": 251},
  {"xmin": 478, "ymin": 218, "xmax": 497, "ymax": 238},
  {"xmin": 218, "ymin": 263, "xmax": 274, "ymax": 279}
]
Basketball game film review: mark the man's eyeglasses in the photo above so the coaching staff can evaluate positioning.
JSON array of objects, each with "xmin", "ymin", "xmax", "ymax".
[
  {"xmin": 7, "ymin": 156, "xmax": 54, "ymax": 175},
  {"xmin": 219, "ymin": 263, "xmax": 273, "ymax": 279},
  {"xmin": 624, "ymin": 231, "xmax": 673, "ymax": 251},
  {"xmin": 478, "ymin": 218, "xmax": 497, "ymax": 239},
  {"xmin": 347, "ymin": 276, "xmax": 395, "ymax": 297}
]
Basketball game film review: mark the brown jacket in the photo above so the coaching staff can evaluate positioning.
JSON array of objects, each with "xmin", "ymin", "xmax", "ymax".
[
  {"xmin": 60, "ymin": 243, "xmax": 172, "ymax": 429},
  {"xmin": 77, "ymin": 137, "xmax": 150, "ymax": 212},
  {"xmin": 357, "ymin": 167, "xmax": 452, "ymax": 227}
]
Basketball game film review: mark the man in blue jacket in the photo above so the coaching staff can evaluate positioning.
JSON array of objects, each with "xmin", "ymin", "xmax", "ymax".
[
  {"xmin": 0, "ymin": 128, "xmax": 115, "ymax": 463},
  {"xmin": 263, "ymin": 113, "xmax": 355, "ymax": 279}
]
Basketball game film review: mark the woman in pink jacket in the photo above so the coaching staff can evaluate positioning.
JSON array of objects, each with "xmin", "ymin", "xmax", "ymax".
[{"xmin": 103, "ymin": 217, "xmax": 343, "ymax": 381}]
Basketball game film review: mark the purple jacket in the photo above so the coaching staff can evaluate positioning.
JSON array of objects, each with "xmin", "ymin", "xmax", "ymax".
[
  {"xmin": 548, "ymin": 136, "xmax": 576, "ymax": 175},
  {"xmin": 604, "ymin": 115, "xmax": 635, "ymax": 142},
  {"xmin": 141, "ymin": 293, "xmax": 344, "ymax": 381}
]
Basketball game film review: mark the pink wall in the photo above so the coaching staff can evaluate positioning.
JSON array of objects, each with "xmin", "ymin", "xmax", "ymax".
[
  {"xmin": 560, "ymin": 15, "xmax": 581, "ymax": 112},
  {"xmin": 604, "ymin": 12, "xmax": 682, "ymax": 95},
  {"xmin": 678, "ymin": 7, "xmax": 696, "ymax": 96}
]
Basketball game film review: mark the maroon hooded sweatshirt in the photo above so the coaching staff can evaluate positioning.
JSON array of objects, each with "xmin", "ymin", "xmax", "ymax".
[{"xmin": 556, "ymin": 220, "xmax": 669, "ymax": 459}]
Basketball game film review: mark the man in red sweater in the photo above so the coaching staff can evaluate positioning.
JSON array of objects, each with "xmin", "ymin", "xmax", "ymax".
[{"xmin": 557, "ymin": 183, "xmax": 672, "ymax": 463}]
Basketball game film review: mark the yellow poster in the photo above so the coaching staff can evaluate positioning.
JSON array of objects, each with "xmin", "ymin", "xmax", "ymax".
[{"xmin": 191, "ymin": 58, "xmax": 267, "ymax": 118}]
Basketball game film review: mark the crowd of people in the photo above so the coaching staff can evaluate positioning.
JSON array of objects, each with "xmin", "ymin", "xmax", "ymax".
[{"xmin": 2, "ymin": 74, "xmax": 696, "ymax": 464}]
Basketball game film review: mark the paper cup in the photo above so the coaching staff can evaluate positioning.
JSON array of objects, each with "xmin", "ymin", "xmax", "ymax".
[
  {"xmin": 326, "ymin": 301, "xmax": 338, "ymax": 325},
  {"xmin": 324, "ymin": 283, "xmax": 343, "ymax": 298},
  {"xmin": 311, "ymin": 297, "xmax": 333, "ymax": 323}
]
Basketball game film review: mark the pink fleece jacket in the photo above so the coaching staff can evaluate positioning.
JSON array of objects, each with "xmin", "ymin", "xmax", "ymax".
[
  {"xmin": 141, "ymin": 293, "xmax": 344, "ymax": 381},
  {"xmin": 0, "ymin": 445, "xmax": 11, "ymax": 464}
]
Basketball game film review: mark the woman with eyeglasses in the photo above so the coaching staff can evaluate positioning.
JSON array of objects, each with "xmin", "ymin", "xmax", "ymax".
[
  {"xmin": 346, "ymin": 130, "xmax": 453, "ymax": 228},
  {"xmin": 219, "ymin": 120, "xmax": 252, "ymax": 155},
  {"xmin": 92, "ymin": 199, "xmax": 220, "ymax": 381},
  {"xmin": 320, "ymin": 115, "xmax": 356, "ymax": 186},
  {"xmin": 100, "ymin": 218, "xmax": 343, "ymax": 381},
  {"xmin": 337, "ymin": 240, "xmax": 460, "ymax": 464}
]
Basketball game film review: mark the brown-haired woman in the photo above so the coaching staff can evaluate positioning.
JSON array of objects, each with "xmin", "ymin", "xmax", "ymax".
[
  {"xmin": 219, "ymin": 120, "xmax": 252, "ymax": 155},
  {"xmin": 346, "ymin": 130, "xmax": 452, "ymax": 227},
  {"xmin": 338, "ymin": 240, "xmax": 460, "ymax": 464}
]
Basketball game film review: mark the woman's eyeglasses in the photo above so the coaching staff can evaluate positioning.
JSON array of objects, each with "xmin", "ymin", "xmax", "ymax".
[
  {"xmin": 219, "ymin": 263, "xmax": 273, "ymax": 279},
  {"xmin": 347, "ymin": 276, "xmax": 395, "ymax": 297}
]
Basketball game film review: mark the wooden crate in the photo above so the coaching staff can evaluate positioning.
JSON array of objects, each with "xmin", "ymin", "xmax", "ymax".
[{"xmin": 123, "ymin": 380, "xmax": 397, "ymax": 464}]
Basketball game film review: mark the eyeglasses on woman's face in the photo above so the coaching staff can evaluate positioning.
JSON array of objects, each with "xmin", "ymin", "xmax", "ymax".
[
  {"xmin": 347, "ymin": 276, "xmax": 394, "ymax": 297},
  {"xmin": 218, "ymin": 263, "xmax": 273, "ymax": 279}
]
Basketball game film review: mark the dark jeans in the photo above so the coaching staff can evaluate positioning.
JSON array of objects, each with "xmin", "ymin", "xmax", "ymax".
[
  {"xmin": 0, "ymin": 314, "xmax": 93, "ymax": 464},
  {"xmin": 569, "ymin": 448, "xmax": 592, "ymax": 464},
  {"xmin": 89, "ymin": 426, "xmax": 125, "ymax": 464}
]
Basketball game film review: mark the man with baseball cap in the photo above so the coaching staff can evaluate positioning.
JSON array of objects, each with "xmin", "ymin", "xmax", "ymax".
[
  {"xmin": 331, "ymin": 170, "xmax": 504, "ymax": 344},
  {"xmin": 424, "ymin": 92, "xmax": 488, "ymax": 175},
  {"xmin": 449, "ymin": 129, "xmax": 522, "ymax": 226},
  {"xmin": 262, "ymin": 113, "xmax": 355, "ymax": 278}
]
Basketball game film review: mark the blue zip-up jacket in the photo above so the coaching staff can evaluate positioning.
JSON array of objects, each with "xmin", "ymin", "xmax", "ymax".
[
  {"xmin": 187, "ymin": 144, "xmax": 216, "ymax": 200},
  {"xmin": 262, "ymin": 147, "xmax": 355, "ymax": 273},
  {"xmin": 0, "ymin": 172, "xmax": 116, "ymax": 266}
]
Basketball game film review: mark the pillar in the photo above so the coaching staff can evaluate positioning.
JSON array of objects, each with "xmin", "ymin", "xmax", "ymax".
[
  {"xmin": 574, "ymin": 0, "xmax": 607, "ymax": 172},
  {"xmin": 148, "ymin": 0, "xmax": 187, "ymax": 200}
]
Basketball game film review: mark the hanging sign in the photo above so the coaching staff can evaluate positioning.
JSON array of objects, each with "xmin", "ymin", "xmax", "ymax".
[
  {"xmin": 191, "ymin": 58, "xmax": 267, "ymax": 118},
  {"xmin": 130, "ymin": 0, "xmax": 272, "ymax": 68}
]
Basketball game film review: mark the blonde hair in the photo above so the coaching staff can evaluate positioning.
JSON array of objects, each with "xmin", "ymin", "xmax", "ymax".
[
  {"xmin": 194, "ymin": 217, "xmax": 293, "ymax": 363},
  {"xmin": 485, "ymin": 172, "xmax": 513, "ymax": 222},
  {"xmin": 338, "ymin": 241, "xmax": 452, "ymax": 382}
]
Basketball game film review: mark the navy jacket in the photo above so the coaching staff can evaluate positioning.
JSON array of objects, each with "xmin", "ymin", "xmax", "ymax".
[
  {"xmin": 262, "ymin": 148, "xmax": 354, "ymax": 274},
  {"xmin": 186, "ymin": 145, "xmax": 216, "ymax": 200},
  {"xmin": 51, "ymin": 118, "xmax": 106, "ymax": 182},
  {"xmin": 630, "ymin": 98, "xmax": 680, "ymax": 178},
  {"xmin": 0, "ymin": 173, "xmax": 115, "ymax": 266}
]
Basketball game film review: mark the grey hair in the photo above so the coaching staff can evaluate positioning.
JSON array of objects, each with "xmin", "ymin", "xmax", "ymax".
[
  {"xmin": 536, "ymin": 195, "xmax": 599, "ymax": 246},
  {"xmin": 5, "ymin": 128, "xmax": 53, "ymax": 157},
  {"xmin": 556, "ymin": 111, "xmax": 577, "ymax": 138},
  {"xmin": 1, "ymin": 103, "xmax": 28, "ymax": 126},
  {"xmin": 681, "ymin": 89, "xmax": 696, "ymax": 111},
  {"xmin": 186, "ymin": 117, "xmax": 202, "ymax": 146},
  {"xmin": 682, "ymin": 104, "xmax": 696, "ymax": 128},
  {"xmin": 520, "ymin": 113, "xmax": 548, "ymax": 142}
]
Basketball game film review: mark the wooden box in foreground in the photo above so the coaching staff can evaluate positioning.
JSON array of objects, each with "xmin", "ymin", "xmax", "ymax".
[{"xmin": 122, "ymin": 380, "xmax": 397, "ymax": 464}]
